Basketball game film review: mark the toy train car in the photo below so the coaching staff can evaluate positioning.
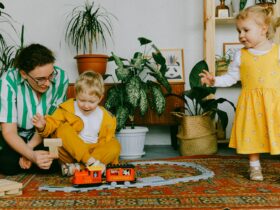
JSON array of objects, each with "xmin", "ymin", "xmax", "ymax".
[{"xmin": 72, "ymin": 164, "xmax": 136, "ymax": 186}]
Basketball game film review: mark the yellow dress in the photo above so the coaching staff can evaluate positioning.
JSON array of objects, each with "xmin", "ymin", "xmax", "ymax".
[{"xmin": 229, "ymin": 44, "xmax": 280, "ymax": 154}]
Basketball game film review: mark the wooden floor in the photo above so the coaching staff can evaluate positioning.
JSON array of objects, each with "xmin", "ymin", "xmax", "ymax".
[{"xmin": 134, "ymin": 143, "xmax": 237, "ymax": 160}]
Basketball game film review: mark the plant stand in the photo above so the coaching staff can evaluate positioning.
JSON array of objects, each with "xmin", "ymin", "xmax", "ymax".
[{"xmin": 116, "ymin": 126, "xmax": 149, "ymax": 160}]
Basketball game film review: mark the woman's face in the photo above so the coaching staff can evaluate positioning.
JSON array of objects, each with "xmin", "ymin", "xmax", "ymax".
[{"xmin": 20, "ymin": 63, "xmax": 55, "ymax": 94}]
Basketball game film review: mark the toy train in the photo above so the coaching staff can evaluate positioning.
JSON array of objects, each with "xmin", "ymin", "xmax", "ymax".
[{"xmin": 72, "ymin": 163, "xmax": 136, "ymax": 186}]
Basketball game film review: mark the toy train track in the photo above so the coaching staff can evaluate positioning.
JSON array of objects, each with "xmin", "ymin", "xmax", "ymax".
[{"xmin": 39, "ymin": 161, "xmax": 214, "ymax": 192}]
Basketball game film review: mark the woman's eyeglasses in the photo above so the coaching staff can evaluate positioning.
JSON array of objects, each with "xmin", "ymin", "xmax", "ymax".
[{"xmin": 27, "ymin": 69, "xmax": 58, "ymax": 86}]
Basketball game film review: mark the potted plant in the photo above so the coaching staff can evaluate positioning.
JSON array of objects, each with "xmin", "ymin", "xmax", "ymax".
[
  {"xmin": 64, "ymin": 0, "xmax": 116, "ymax": 75},
  {"xmin": 171, "ymin": 60, "xmax": 236, "ymax": 156},
  {"xmin": 104, "ymin": 37, "xmax": 171, "ymax": 159},
  {"xmin": 215, "ymin": 53, "xmax": 231, "ymax": 76}
]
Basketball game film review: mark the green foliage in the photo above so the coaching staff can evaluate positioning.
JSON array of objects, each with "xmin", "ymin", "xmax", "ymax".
[
  {"xmin": 0, "ymin": 2, "xmax": 24, "ymax": 76},
  {"xmin": 104, "ymin": 37, "xmax": 172, "ymax": 131},
  {"xmin": 0, "ymin": 1, "xmax": 16, "ymax": 53},
  {"xmin": 240, "ymin": 0, "xmax": 247, "ymax": 10},
  {"xmin": 64, "ymin": 0, "xmax": 116, "ymax": 54},
  {"xmin": 170, "ymin": 60, "xmax": 235, "ymax": 130},
  {"xmin": 0, "ymin": 25, "xmax": 24, "ymax": 76}
]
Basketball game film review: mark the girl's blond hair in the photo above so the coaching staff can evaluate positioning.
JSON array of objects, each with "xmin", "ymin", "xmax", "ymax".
[
  {"xmin": 236, "ymin": 5, "xmax": 280, "ymax": 40},
  {"xmin": 75, "ymin": 70, "xmax": 104, "ymax": 98}
]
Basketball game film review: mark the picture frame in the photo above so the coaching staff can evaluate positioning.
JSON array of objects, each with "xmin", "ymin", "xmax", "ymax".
[
  {"xmin": 223, "ymin": 42, "xmax": 244, "ymax": 60},
  {"xmin": 160, "ymin": 48, "xmax": 185, "ymax": 83}
]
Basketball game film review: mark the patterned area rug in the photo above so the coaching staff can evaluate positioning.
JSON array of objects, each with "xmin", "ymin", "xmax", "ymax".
[{"xmin": 1, "ymin": 155, "xmax": 280, "ymax": 209}]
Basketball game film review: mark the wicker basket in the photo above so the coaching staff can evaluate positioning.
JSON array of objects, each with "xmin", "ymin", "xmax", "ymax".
[
  {"xmin": 172, "ymin": 112, "xmax": 217, "ymax": 156},
  {"xmin": 177, "ymin": 133, "xmax": 217, "ymax": 156}
]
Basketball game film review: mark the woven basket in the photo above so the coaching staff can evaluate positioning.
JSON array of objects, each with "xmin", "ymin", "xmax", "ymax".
[
  {"xmin": 172, "ymin": 112, "xmax": 217, "ymax": 155},
  {"xmin": 172, "ymin": 112, "xmax": 215, "ymax": 139},
  {"xmin": 177, "ymin": 133, "xmax": 217, "ymax": 156}
]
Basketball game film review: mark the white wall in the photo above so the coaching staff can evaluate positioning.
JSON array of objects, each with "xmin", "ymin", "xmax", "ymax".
[{"xmin": 1, "ymin": 0, "xmax": 215, "ymax": 145}]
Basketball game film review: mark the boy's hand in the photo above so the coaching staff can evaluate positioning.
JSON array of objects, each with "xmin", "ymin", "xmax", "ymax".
[
  {"xmin": 32, "ymin": 113, "xmax": 46, "ymax": 132},
  {"xmin": 199, "ymin": 70, "xmax": 215, "ymax": 86}
]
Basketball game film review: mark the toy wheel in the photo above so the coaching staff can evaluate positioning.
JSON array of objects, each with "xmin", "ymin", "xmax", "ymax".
[
  {"xmin": 111, "ymin": 182, "xmax": 117, "ymax": 186},
  {"xmin": 124, "ymin": 181, "xmax": 130, "ymax": 186}
]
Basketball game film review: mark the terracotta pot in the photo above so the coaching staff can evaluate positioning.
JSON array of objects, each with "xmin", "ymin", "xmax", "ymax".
[{"xmin": 74, "ymin": 54, "xmax": 108, "ymax": 75}]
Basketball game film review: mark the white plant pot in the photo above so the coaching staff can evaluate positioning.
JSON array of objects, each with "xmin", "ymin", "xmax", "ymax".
[{"xmin": 116, "ymin": 126, "xmax": 149, "ymax": 160}]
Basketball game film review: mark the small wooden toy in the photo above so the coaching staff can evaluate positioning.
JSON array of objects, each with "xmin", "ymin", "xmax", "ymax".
[
  {"xmin": 44, "ymin": 138, "xmax": 62, "ymax": 156},
  {"xmin": 0, "ymin": 179, "xmax": 22, "ymax": 196}
]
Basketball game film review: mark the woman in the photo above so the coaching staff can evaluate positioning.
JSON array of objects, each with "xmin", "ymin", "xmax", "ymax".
[{"xmin": 0, "ymin": 43, "xmax": 69, "ymax": 175}]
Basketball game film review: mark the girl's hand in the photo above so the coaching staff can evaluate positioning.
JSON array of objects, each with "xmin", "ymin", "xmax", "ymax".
[
  {"xmin": 32, "ymin": 150, "xmax": 56, "ymax": 170},
  {"xmin": 32, "ymin": 113, "xmax": 46, "ymax": 132},
  {"xmin": 199, "ymin": 70, "xmax": 215, "ymax": 86},
  {"xmin": 19, "ymin": 156, "xmax": 32, "ymax": 169}
]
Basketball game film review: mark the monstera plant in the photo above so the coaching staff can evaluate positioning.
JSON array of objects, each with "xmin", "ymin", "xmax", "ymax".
[{"xmin": 104, "ymin": 37, "xmax": 171, "ymax": 131}]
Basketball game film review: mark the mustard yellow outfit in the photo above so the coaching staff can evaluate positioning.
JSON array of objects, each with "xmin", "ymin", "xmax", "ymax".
[
  {"xmin": 229, "ymin": 45, "xmax": 280, "ymax": 154},
  {"xmin": 39, "ymin": 98, "xmax": 121, "ymax": 164}
]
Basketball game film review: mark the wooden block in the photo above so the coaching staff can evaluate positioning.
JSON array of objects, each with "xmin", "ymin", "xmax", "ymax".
[
  {"xmin": 0, "ymin": 179, "xmax": 22, "ymax": 196},
  {"xmin": 44, "ymin": 138, "xmax": 62, "ymax": 157}
]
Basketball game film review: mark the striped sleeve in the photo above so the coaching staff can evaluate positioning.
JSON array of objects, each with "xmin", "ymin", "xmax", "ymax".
[
  {"xmin": 0, "ymin": 70, "xmax": 18, "ymax": 123},
  {"xmin": 55, "ymin": 66, "xmax": 69, "ymax": 104}
]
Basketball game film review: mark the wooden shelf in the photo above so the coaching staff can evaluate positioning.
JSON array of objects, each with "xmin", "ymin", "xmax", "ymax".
[{"xmin": 215, "ymin": 17, "xmax": 235, "ymax": 24}]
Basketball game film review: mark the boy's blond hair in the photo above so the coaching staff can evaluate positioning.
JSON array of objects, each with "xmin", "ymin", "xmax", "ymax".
[
  {"xmin": 236, "ymin": 5, "xmax": 280, "ymax": 40},
  {"xmin": 75, "ymin": 71, "xmax": 104, "ymax": 98}
]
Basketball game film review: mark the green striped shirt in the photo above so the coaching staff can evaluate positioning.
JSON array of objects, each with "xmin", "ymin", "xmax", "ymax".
[{"xmin": 0, "ymin": 66, "xmax": 69, "ymax": 139}]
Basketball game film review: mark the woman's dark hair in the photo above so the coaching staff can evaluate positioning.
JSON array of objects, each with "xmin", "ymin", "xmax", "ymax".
[{"xmin": 14, "ymin": 43, "xmax": 55, "ymax": 73}]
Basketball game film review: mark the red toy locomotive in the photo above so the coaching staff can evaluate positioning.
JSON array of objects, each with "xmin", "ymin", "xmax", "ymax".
[{"xmin": 72, "ymin": 164, "xmax": 136, "ymax": 186}]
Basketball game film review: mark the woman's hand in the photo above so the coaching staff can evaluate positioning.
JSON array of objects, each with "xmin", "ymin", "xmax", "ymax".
[
  {"xmin": 31, "ymin": 150, "xmax": 56, "ymax": 170},
  {"xmin": 19, "ymin": 156, "xmax": 32, "ymax": 169},
  {"xmin": 199, "ymin": 70, "xmax": 215, "ymax": 86},
  {"xmin": 32, "ymin": 113, "xmax": 46, "ymax": 132}
]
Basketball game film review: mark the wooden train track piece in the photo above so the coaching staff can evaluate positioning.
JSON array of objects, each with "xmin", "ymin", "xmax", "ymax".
[
  {"xmin": 39, "ymin": 161, "xmax": 215, "ymax": 192},
  {"xmin": 0, "ymin": 179, "xmax": 23, "ymax": 196}
]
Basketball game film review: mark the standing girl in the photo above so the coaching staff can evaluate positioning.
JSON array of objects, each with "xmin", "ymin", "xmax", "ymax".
[{"xmin": 200, "ymin": 5, "xmax": 280, "ymax": 181}]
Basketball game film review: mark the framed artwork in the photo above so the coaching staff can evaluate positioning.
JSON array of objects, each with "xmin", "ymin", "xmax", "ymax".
[
  {"xmin": 160, "ymin": 48, "xmax": 185, "ymax": 83},
  {"xmin": 223, "ymin": 42, "xmax": 243, "ymax": 60}
]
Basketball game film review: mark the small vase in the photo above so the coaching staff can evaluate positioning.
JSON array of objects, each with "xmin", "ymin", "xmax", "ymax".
[{"xmin": 231, "ymin": 0, "xmax": 240, "ymax": 17}]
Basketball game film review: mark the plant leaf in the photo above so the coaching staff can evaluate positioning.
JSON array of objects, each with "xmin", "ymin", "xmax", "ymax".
[
  {"xmin": 139, "ymin": 89, "xmax": 148, "ymax": 116},
  {"xmin": 150, "ymin": 82, "xmax": 166, "ymax": 115},
  {"xmin": 145, "ymin": 63, "xmax": 171, "ymax": 93},
  {"xmin": 0, "ymin": 2, "xmax": 4, "ymax": 9},
  {"xmin": 116, "ymin": 106, "xmax": 129, "ymax": 131},
  {"xmin": 131, "ymin": 52, "xmax": 143, "ymax": 70},
  {"xmin": 104, "ymin": 87, "xmax": 120, "ymax": 110},
  {"xmin": 216, "ymin": 109, "xmax": 228, "ymax": 130},
  {"xmin": 126, "ymin": 76, "xmax": 141, "ymax": 108},
  {"xmin": 138, "ymin": 37, "xmax": 152, "ymax": 46},
  {"xmin": 189, "ymin": 60, "xmax": 209, "ymax": 88}
]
